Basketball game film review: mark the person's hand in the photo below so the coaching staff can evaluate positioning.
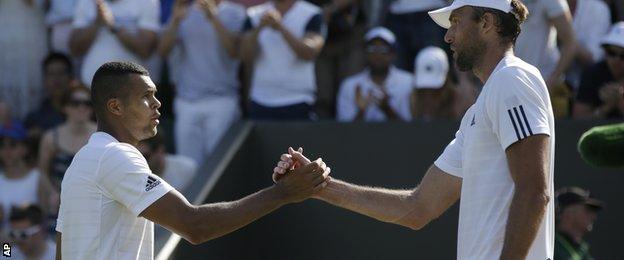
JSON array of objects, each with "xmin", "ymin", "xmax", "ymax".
[
  {"xmin": 261, "ymin": 10, "xmax": 282, "ymax": 30},
  {"xmin": 355, "ymin": 85, "xmax": 374, "ymax": 112},
  {"xmin": 273, "ymin": 147, "xmax": 304, "ymax": 182},
  {"xmin": 96, "ymin": 0, "xmax": 115, "ymax": 28},
  {"xmin": 171, "ymin": 0, "xmax": 190, "ymax": 24},
  {"xmin": 274, "ymin": 157, "xmax": 331, "ymax": 203},
  {"xmin": 198, "ymin": 0, "xmax": 218, "ymax": 20},
  {"xmin": 374, "ymin": 88, "xmax": 391, "ymax": 111},
  {"xmin": 599, "ymin": 82, "xmax": 624, "ymax": 109}
]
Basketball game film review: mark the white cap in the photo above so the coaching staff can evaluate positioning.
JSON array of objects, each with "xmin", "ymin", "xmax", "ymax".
[
  {"xmin": 365, "ymin": 27, "xmax": 396, "ymax": 45},
  {"xmin": 601, "ymin": 22, "xmax": 624, "ymax": 48},
  {"xmin": 428, "ymin": 0, "xmax": 512, "ymax": 29},
  {"xmin": 414, "ymin": 46, "xmax": 449, "ymax": 89}
]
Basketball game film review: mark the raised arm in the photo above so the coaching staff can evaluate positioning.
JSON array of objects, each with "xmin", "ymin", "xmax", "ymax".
[
  {"xmin": 69, "ymin": 0, "xmax": 112, "ymax": 57},
  {"xmin": 499, "ymin": 134, "xmax": 551, "ymax": 259},
  {"xmin": 546, "ymin": 12, "xmax": 577, "ymax": 88},
  {"xmin": 199, "ymin": 0, "xmax": 242, "ymax": 58},
  {"xmin": 141, "ymin": 160, "xmax": 330, "ymax": 245},
  {"xmin": 113, "ymin": 29, "xmax": 158, "ymax": 59},
  {"xmin": 157, "ymin": 0, "xmax": 188, "ymax": 58},
  {"xmin": 275, "ymin": 150, "xmax": 461, "ymax": 230},
  {"xmin": 240, "ymin": 17, "xmax": 265, "ymax": 64},
  {"xmin": 263, "ymin": 10, "xmax": 325, "ymax": 61}
]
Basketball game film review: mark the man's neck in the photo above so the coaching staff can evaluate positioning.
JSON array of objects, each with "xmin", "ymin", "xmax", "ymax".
[
  {"xmin": 27, "ymin": 241, "xmax": 48, "ymax": 259},
  {"xmin": 98, "ymin": 122, "xmax": 138, "ymax": 147},
  {"xmin": 3, "ymin": 162, "xmax": 29, "ymax": 179},
  {"xmin": 370, "ymin": 67, "xmax": 390, "ymax": 86},
  {"xmin": 472, "ymin": 45, "xmax": 514, "ymax": 83},
  {"xmin": 274, "ymin": 0, "xmax": 296, "ymax": 14}
]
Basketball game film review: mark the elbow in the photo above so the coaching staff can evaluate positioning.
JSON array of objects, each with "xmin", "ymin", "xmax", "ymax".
[
  {"xmin": 516, "ymin": 186, "xmax": 550, "ymax": 207},
  {"xmin": 394, "ymin": 210, "xmax": 433, "ymax": 231}
]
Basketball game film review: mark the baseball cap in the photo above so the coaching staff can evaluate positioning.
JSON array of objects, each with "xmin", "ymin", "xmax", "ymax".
[
  {"xmin": 601, "ymin": 22, "xmax": 624, "ymax": 48},
  {"xmin": 414, "ymin": 46, "xmax": 449, "ymax": 89},
  {"xmin": 0, "ymin": 120, "xmax": 27, "ymax": 141},
  {"xmin": 428, "ymin": 0, "xmax": 512, "ymax": 29},
  {"xmin": 365, "ymin": 27, "xmax": 396, "ymax": 45},
  {"xmin": 556, "ymin": 187, "xmax": 604, "ymax": 212}
]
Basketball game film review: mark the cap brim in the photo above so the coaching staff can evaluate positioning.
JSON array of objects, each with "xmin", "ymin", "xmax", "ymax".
[
  {"xmin": 428, "ymin": 6, "xmax": 455, "ymax": 29},
  {"xmin": 585, "ymin": 198, "xmax": 605, "ymax": 211}
]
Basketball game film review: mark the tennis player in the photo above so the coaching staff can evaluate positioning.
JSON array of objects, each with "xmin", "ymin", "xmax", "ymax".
[
  {"xmin": 55, "ymin": 61, "xmax": 331, "ymax": 260},
  {"xmin": 275, "ymin": 0, "xmax": 555, "ymax": 259}
]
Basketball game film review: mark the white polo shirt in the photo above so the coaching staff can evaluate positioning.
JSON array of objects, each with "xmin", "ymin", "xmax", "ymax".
[
  {"xmin": 434, "ymin": 55, "xmax": 555, "ymax": 259},
  {"xmin": 56, "ymin": 132, "xmax": 173, "ymax": 260},
  {"xmin": 336, "ymin": 67, "xmax": 413, "ymax": 122}
]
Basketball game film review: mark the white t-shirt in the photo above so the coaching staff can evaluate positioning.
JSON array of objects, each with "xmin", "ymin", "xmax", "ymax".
[
  {"xmin": 515, "ymin": 0, "xmax": 569, "ymax": 78},
  {"xmin": 336, "ymin": 67, "xmax": 413, "ymax": 122},
  {"xmin": 161, "ymin": 154, "xmax": 197, "ymax": 192},
  {"xmin": 434, "ymin": 55, "xmax": 555, "ymax": 260},
  {"xmin": 0, "ymin": 169, "xmax": 40, "ymax": 230},
  {"xmin": 73, "ymin": 0, "xmax": 159, "ymax": 86},
  {"xmin": 56, "ymin": 132, "xmax": 173, "ymax": 260},
  {"xmin": 12, "ymin": 239, "xmax": 56, "ymax": 260}
]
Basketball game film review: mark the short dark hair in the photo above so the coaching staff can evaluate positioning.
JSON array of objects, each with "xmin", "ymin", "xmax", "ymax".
[
  {"xmin": 42, "ymin": 52, "xmax": 73, "ymax": 75},
  {"xmin": 471, "ymin": 0, "xmax": 529, "ymax": 44},
  {"xmin": 91, "ymin": 61, "xmax": 150, "ymax": 119},
  {"xmin": 9, "ymin": 204, "xmax": 44, "ymax": 225}
]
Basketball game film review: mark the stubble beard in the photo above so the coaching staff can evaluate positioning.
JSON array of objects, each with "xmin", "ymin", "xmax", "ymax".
[{"xmin": 455, "ymin": 37, "xmax": 486, "ymax": 72}]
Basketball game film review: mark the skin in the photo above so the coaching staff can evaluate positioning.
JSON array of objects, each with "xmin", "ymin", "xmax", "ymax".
[
  {"xmin": 276, "ymin": 6, "xmax": 551, "ymax": 260},
  {"xmin": 557, "ymin": 204, "xmax": 599, "ymax": 243},
  {"xmin": 10, "ymin": 219, "xmax": 48, "ymax": 259},
  {"xmin": 240, "ymin": 0, "xmax": 325, "ymax": 63},
  {"xmin": 56, "ymin": 73, "xmax": 331, "ymax": 259}
]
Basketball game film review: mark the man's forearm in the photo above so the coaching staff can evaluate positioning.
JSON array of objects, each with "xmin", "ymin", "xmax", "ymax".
[
  {"xmin": 499, "ymin": 188, "xmax": 549, "ymax": 259},
  {"xmin": 277, "ymin": 26, "xmax": 322, "ymax": 60},
  {"xmin": 190, "ymin": 185, "xmax": 289, "ymax": 244},
  {"xmin": 550, "ymin": 40, "xmax": 577, "ymax": 82},
  {"xmin": 157, "ymin": 20, "xmax": 181, "ymax": 58},
  {"xmin": 211, "ymin": 17, "xmax": 240, "ymax": 58},
  {"xmin": 115, "ymin": 30, "xmax": 156, "ymax": 59},
  {"xmin": 315, "ymin": 178, "xmax": 414, "ymax": 225},
  {"xmin": 241, "ymin": 28, "xmax": 262, "ymax": 64},
  {"xmin": 69, "ymin": 22, "xmax": 101, "ymax": 57}
]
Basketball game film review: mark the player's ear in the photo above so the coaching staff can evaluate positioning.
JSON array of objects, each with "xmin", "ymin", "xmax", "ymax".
[
  {"xmin": 480, "ymin": 12, "xmax": 496, "ymax": 33},
  {"xmin": 107, "ymin": 98, "xmax": 123, "ymax": 116}
]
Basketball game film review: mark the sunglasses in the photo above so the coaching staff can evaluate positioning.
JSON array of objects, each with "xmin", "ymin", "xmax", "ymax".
[
  {"xmin": 68, "ymin": 99, "xmax": 92, "ymax": 107},
  {"xmin": 365, "ymin": 45, "xmax": 393, "ymax": 54},
  {"xmin": 8, "ymin": 226, "xmax": 41, "ymax": 241},
  {"xmin": 605, "ymin": 48, "xmax": 624, "ymax": 60}
]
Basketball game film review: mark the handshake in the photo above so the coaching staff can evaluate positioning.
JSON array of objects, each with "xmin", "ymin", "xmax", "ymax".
[{"xmin": 270, "ymin": 147, "xmax": 332, "ymax": 204}]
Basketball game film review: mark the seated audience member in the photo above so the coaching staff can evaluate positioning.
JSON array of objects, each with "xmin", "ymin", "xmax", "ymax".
[
  {"xmin": 38, "ymin": 86, "xmax": 97, "ymax": 192},
  {"xmin": 158, "ymin": 0, "xmax": 247, "ymax": 165},
  {"xmin": 241, "ymin": 0, "xmax": 326, "ymax": 120},
  {"xmin": 566, "ymin": 0, "xmax": 612, "ymax": 90},
  {"xmin": 555, "ymin": 187, "xmax": 604, "ymax": 260},
  {"xmin": 69, "ymin": 0, "xmax": 159, "ymax": 86},
  {"xmin": 336, "ymin": 27, "xmax": 412, "ymax": 122},
  {"xmin": 137, "ymin": 130, "xmax": 198, "ymax": 193},
  {"xmin": 0, "ymin": 122, "xmax": 57, "ymax": 231},
  {"xmin": 25, "ymin": 53, "xmax": 75, "ymax": 137},
  {"xmin": 8, "ymin": 204, "xmax": 56, "ymax": 260},
  {"xmin": 574, "ymin": 22, "xmax": 624, "ymax": 119},
  {"xmin": 411, "ymin": 46, "xmax": 453, "ymax": 120}
]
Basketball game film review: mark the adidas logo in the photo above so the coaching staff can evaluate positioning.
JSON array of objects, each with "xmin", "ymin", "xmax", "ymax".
[{"xmin": 145, "ymin": 176, "xmax": 161, "ymax": 192}]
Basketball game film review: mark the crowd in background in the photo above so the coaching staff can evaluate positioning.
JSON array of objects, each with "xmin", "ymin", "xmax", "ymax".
[{"xmin": 0, "ymin": 0, "xmax": 622, "ymax": 258}]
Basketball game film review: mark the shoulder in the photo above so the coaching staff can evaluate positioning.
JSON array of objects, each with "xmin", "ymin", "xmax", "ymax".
[
  {"xmin": 101, "ymin": 143, "xmax": 148, "ymax": 167},
  {"xmin": 392, "ymin": 68, "xmax": 415, "ymax": 83},
  {"xmin": 296, "ymin": 1, "xmax": 322, "ymax": 14},
  {"xmin": 222, "ymin": 1, "xmax": 247, "ymax": 14}
]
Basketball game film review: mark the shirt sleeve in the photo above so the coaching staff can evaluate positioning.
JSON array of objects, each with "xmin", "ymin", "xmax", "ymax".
[
  {"xmin": 96, "ymin": 145, "xmax": 173, "ymax": 217},
  {"xmin": 485, "ymin": 68, "xmax": 552, "ymax": 150},
  {"xmin": 545, "ymin": 0, "xmax": 569, "ymax": 19},
  {"xmin": 138, "ymin": 0, "xmax": 160, "ymax": 32},
  {"xmin": 434, "ymin": 128, "xmax": 464, "ymax": 178},
  {"xmin": 73, "ymin": 0, "xmax": 94, "ymax": 28}
]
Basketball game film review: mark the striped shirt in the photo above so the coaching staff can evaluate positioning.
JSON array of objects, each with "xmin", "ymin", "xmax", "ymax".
[
  {"xmin": 435, "ymin": 54, "xmax": 555, "ymax": 259},
  {"xmin": 56, "ymin": 132, "xmax": 173, "ymax": 260}
]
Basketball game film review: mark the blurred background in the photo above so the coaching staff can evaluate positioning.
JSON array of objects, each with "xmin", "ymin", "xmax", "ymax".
[{"xmin": 0, "ymin": 0, "xmax": 622, "ymax": 259}]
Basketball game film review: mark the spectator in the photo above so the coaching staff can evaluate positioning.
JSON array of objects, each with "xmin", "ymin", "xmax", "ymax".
[
  {"xmin": 25, "ymin": 53, "xmax": 75, "ymax": 138},
  {"xmin": 0, "ymin": 122, "xmax": 57, "ymax": 231},
  {"xmin": 574, "ymin": 22, "xmax": 624, "ymax": 119},
  {"xmin": 554, "ymin": 187, "xmax": 604, "ymax": 260},
  {"xmin": 384, "ymin": 0, "xmax": 446, "ymax": 72},
  {"xmin": 309, "ymin": 0, "xmax": 367, "ymax": 118},
  {"xmin": 158, "ymin": 0, "xmax": 246, "ymax": 164},
  {"xmin": 69, "ymin": 0, "xmax": 159, "ymax": 86},
  {"xmin": 0, "ymin": 0, "xmax": 48, "ymax": 119},
  {"xmin": 410, "ymin": 46, "xmax": 457, "ymax": 120},
  {"xmin": 38, "ymin": 86, "xmax": 96, "ymax": 192},
  {"xmin": 566, "ymin": 0, "xmax": 612, "ymax": 90},
  {"xmin": 47, "ymin": 0, "xmax": 80, "ymax": 54},
  {"xmin": 241, "ymin": 0, "xmax": 326, "ymax": 120},
  {"xmin": 515, "ymin": 0, "xmax": 577, "ymax": 117},
  {"xmin": 336, "ymin": 27, "xmax": 412, "ymax": 122},
  {"xmin": 137, "ymin": 130, "xmax": 197, "ymax": 193},
  {"xmin": 8, "ymin": 204, "xmax": 56, "ymax": 260}
]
